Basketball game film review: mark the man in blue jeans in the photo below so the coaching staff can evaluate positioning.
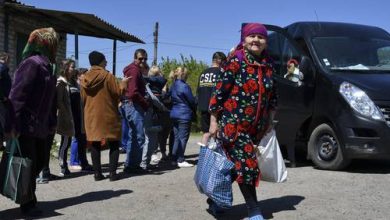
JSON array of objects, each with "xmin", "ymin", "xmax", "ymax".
[{"xmin": 120, "ymin": 49, "xmax": 150, "ymax": 173}]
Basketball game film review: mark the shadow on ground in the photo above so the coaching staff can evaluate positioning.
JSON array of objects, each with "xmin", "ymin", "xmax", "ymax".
[
  {"xmin": 212, "ymin": 195, "xmax": 305, "ymax": 220},
  {"xmin": 0, "ymin": 189, "xmax": 132, "ymax": 220}
]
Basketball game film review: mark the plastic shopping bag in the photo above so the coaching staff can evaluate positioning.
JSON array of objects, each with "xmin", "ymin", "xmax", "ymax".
[
  {"xmin": 194, "ymin": 140, "xmax": 234, "ymax": 208},
  {"xmin": 256, "ymin": 129, "xmax": 288, "ymax": 183}
]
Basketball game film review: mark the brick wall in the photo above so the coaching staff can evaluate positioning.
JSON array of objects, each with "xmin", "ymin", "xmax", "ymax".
[{"xmin": 0, "ymin": 8, "xmax": 67, "ymax": 76}]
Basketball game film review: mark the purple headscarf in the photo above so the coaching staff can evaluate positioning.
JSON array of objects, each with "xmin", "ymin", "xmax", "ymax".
[
  {"xmin": 240, "ymin": 23, "xmax": 268, "ymax": 43},
  {"xmin": 230, "ymin": 23, "xmax": 268, "ymax": 60}
]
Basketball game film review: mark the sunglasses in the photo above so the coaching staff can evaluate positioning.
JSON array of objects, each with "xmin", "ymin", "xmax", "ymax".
[{"xmin": 137, "ymin": 57, "xmax": 147, "ymax": 61}]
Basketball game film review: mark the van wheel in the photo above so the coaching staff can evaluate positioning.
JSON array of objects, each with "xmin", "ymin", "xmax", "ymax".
[{"xmin": 308, "ymin": 124, "xmax": 350, "ymax": 170}]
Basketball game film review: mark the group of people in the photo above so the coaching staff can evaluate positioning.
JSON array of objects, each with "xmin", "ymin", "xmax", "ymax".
[{"xmin": 0, "ymin": 22, "xmax": 278, "ymax": 220}]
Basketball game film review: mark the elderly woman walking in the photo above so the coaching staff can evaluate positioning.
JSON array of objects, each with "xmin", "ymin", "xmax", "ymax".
[
  {"xmin": 209, "ymin": 23, "xmax": 277, "ymax": 220},
  {"xmin": 4, "ymin": 27, "xmax": 59, "ymax": 217}
]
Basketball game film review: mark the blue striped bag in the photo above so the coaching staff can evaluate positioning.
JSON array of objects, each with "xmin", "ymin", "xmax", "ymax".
[{"xmin": 194, "ymin": 142, "xmax": 234, "ymax": 208}]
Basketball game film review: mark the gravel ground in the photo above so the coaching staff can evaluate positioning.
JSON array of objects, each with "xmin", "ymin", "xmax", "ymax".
[{"xmin": 1, "ymin": 135, "xmax": 390, "ymax": 220}]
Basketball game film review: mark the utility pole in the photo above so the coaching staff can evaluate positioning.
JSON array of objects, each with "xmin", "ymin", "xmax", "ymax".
[{"xmin": 153, "ymin": 22, "xmax": 159, "ymax": 66}]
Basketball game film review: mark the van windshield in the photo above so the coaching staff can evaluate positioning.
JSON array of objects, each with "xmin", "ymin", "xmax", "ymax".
[{"xmin": 312, "ymin": 37, "xmax": 390, "ymax": 71}]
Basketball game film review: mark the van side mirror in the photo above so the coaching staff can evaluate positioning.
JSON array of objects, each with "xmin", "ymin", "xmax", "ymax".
[{"xmin": 299, "ymin": 56, "xmax": 315, "ymax": 80}]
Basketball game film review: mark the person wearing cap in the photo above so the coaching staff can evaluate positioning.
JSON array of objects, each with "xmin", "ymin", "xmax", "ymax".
[
  {"xmin": 209, "ymin": 23, "xmax": 278, "ymax": 220},
  {"xmin": 2, "ymin": 27, "xmax": 59, "ymax": 217},
  {"xmin": 80, "ymin": 51, "xmax": 129, "ymax": 181}
]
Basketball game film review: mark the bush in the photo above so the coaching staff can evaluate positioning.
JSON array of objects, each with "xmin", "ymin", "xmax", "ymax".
[{"xmin": 159, "ymin": 55, "xmax": 208, "ymax": 132}]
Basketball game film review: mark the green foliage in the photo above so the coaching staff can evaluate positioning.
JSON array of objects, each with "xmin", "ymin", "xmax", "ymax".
[{"xmin": 159, "ymin": 54, "xmax": 209, "ymax": 132}]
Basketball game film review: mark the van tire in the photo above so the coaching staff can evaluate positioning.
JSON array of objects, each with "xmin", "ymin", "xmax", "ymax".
[{"xmin": 308, "ymin": 123, "xmax": 350, "ymax": 170}]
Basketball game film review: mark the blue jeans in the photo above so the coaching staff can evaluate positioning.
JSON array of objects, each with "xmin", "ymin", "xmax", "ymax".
[
  {"xmin": 120, "ymin": 101, "xmax": 147, "ymax": 168},
  {"xmin": 69, "ymin": 134, "xmax": 89, "ymax": 167},
  {"xmin": 121, "ymin": 118, "xmax": 129, "ymax": 151},
  {"xmin": 70, "ymin": 137, "xmax": 80, "ymax": 166},
  {"xmin": 172, "ymin": 119, "xmax": 191, "ymax": 163}
]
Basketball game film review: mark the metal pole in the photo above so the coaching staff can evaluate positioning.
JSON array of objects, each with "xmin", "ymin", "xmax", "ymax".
[
  {"xmin": 75, "ymin": 33, "xmax": 79, "ymax": 67},
  {"xmin": 113, "ymin": 39, "xmax": 117, "ymax": 75},
  {"xmin": 153, "ymin": 22, "xmax": 159, "ymax": 66}
]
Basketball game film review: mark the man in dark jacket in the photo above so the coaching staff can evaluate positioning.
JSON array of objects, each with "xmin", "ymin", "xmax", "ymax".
[
  {"xmin": 196, "ymin": 52, "xmax": 226, "ymax": 145},
  {"xmin": 120, "ymin": 48, "xmax": 150, "ymax": 173}
]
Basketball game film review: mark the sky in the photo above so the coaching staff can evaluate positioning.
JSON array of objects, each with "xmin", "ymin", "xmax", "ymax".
[{"xmin": 21, "ymin": 0, "xmax": 390, "ymax": 77}]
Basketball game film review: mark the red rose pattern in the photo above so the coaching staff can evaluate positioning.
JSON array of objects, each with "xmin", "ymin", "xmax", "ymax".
[
  {"xmin": 208, "ymin": 52, "xmax": 275, "ymax": 186},
  {"xmin": 224, "ymin": 98, "xmax": 237, "ymax": 112},
  {"xmin": 224, "ymin": 123, "xmax": 236, "ymax": 137},
  {"xmin": 244, "ymin": 106, "xmax": 255, "ymax": 116}
]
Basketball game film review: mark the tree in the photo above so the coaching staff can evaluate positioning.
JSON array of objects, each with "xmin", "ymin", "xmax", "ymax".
[{"xmin": 159, "ymin": 54, "xmax": 209, "ymax": 132}]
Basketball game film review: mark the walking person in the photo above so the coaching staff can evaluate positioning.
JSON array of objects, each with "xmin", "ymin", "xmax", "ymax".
[
  {"xmin": 169, "ymin": 66, "xmax": 196, "ymax": 168},
  {"xmin": 196, "ymin": 51, "xmax": 226, "ymax": 145},
  {"xmin": 80, "ymin": 51, "xmax": 128, "ymax": 181},
  {"xmin": 209, "ymin": 23, "xmax": 277, "ymax": 220},
  {"xmin": 56, "ymin": 59, "xmax": 76, "ymax": 177},
  {"xmin": 4, "ymin": 27, "xmax": 59, "ymax": 217},
  {"xmin": 120, "ymin": 49, "xmax": 151, "ymax": 174}
]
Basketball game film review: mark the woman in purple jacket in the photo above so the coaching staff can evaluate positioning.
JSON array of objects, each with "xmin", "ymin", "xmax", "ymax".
[{"xmin": 6, "ymin": 27, "xmax": 58, "ymax": 217}]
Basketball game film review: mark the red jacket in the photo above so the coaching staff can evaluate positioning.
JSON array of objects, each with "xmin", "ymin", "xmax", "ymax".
[{"xmin": 123, "ymin": 62, "xmax": 148, "ymax": 110}]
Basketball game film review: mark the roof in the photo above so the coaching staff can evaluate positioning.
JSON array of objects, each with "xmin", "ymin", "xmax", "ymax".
[{"xmin": 3, "ymin": 2, "xmax": 144, "ymax": 43}]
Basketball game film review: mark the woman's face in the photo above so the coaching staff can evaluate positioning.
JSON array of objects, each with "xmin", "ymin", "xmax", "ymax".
[
  {"xmin": 243, "ymin": 34, "xmax": 267, "ymax": 56},
  {"xmin": 67, "ymin": 62, "xmax": 75, "ymax": 79}
]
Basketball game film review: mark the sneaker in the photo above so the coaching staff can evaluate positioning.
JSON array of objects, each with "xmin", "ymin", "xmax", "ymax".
[
  {"xmin": 36, "ymin": 177, "xmax": 49, "ymax": 184},
  {"xmin": 151, "ymin": 154, "xmax": 160, "ymax": 163},
  {"xmin": 58, "ymin": 168, "xmax": 71, "ymax": 177},
  {"xmin": 69, "ymin": 165, "xmax": 82, "ymax": 171},
  {"xmin": 178, "ymin": 161, "xmax": 194, "ymax": 168}
]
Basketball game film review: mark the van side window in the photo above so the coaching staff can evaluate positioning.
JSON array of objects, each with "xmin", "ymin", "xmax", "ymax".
[
  {"xmin": 282, "ymin": 39, "xmax": 303, "ymax": 81},
  {"xmin": 267, "ymin": 30, "xmax": 283, "ymax": 75},
  {"xmin": 268, "ymin": 31, "xmax": 305, "ymax": 86}
]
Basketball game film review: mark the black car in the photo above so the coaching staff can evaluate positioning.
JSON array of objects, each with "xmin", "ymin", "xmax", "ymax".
[{"xmin": 266, "ymin": 22, "xmax": 390, "ymax": 170}]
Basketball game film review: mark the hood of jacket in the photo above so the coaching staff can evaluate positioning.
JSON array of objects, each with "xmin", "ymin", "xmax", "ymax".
[{"xmin": 80, "ymin": 66, "xmax": 108, "ymax": 91}]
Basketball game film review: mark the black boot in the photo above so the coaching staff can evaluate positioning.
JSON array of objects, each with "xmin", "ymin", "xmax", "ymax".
[
  {"xmin": 109, "ymin": 172, "xmax": 120, "ymax": 181},
  {"xmin": 94, "ymin": 172, "xmax": 105, "ymax": 181}
]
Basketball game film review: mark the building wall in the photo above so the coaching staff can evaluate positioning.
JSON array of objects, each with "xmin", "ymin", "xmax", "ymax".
[{"xmin": 0, "ymin": 7, "xmax": 67, "ymax": 76}]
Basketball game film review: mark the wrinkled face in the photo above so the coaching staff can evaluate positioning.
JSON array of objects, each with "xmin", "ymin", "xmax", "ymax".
[
  {"xmin": 135, "ymin": 52, "xmax": 148, "ymax": 69},
  {"xmin": 243, "ymin": 34, "xmax": 267, "ymax": 56}
]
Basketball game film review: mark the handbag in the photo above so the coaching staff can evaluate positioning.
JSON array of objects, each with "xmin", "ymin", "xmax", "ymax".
[
  {"xmin": 0, "ymin": 138, "xmax": 34, "ymax": 204},
  {"xmin": 256, "ymin": 129, "xmax": 288, "ymax": 183},
  {"xmin": 194, "ymin": 139, "xmax": 234, "ymax": 208}
]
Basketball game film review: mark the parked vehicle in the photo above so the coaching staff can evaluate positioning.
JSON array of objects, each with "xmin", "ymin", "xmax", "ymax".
[{"xmin": 266, "ymin": 22, "xmax": 390, "ymax": 170}]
